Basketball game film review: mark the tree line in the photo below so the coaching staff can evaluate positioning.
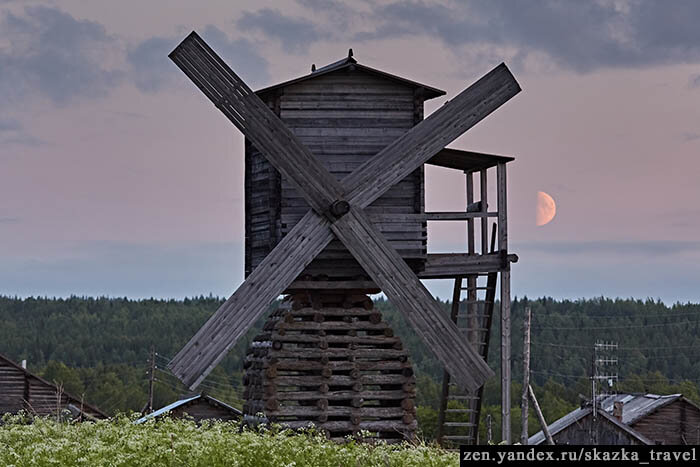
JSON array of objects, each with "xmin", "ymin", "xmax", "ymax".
[{"xmin": 1, "ymin": 295, "xmax": 698, "ymax": 441}]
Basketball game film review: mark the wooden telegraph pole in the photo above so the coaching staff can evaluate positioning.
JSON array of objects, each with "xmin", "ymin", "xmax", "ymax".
[
  {"xmin": 147, "ymin": 346, "xmax": 155, "ymax": 413},
  {"xmin": 521, "ymin": 307, "xmax": 531, "ymax": 444}
]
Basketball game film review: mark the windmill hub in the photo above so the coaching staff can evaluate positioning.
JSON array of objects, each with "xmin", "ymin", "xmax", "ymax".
[{"xmin": 329, "ymin": 200, "xmax": 351, "ymax": 218}]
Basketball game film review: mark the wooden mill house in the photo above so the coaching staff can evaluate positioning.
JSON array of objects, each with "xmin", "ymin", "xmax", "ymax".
[{"xmin": 166, "ymin": 33, "xmax": 520, "ymax": 444}]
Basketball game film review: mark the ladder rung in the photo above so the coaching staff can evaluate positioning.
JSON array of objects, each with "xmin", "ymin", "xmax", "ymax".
[
  {"xmin": 460, "ymin": 286, "xmax": 494, "ymax": 291},
  {"xmin": 443, "ymin": 422, "xmax": 477, "ymax": 427},
  {"xmin": 448, "ymin": 395, "xmax": 479, "ymax": 400},
  {"xmin": 446, "ymin": 409, "xmax": 475, "ymax": 413},
  {"xmin": 457, "ymin": 327, "xmax": 489, "ymax": 332}
]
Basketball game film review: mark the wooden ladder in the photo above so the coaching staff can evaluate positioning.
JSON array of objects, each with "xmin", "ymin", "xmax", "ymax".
[{"xmin": 436, "ymin": 226, "xmax": 498, "ymax": 446}]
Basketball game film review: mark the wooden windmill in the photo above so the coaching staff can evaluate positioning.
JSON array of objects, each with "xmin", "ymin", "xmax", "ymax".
[{"xmin": 167, "ymin": 32, "xmax": 520, "ymax": 443}]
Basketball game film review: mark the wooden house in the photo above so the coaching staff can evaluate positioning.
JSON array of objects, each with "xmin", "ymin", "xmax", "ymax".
[
  {"xmin": 134, "ymin": 394, "xmax": 242, "ymax": 424},
  {"xmin": 529, "ymin": 393, "xmax": 700, "ymax": 445},
  {"xmin": 0, "ymin": 352, "xmax": 106, "ymax": 420}
]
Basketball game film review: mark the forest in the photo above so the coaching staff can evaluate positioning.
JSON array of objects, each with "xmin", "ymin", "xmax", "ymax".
[{"xmin": 1, "ymin": 295, "xmax": 699, "ymax": 441}]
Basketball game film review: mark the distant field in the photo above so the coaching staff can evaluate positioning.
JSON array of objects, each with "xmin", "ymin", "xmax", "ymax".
[{"xmin": 0, "ymin": 415, "xmax": 458, "ymax": 467}]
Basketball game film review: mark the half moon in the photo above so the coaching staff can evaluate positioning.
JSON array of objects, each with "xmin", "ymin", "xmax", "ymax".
[{"xmin": 536, "ymin": 191, "xmax": 556, "ymax": 226}]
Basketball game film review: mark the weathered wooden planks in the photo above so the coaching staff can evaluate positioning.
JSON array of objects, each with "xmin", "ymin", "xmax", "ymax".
[
  {"xmin": 0, "ymin": 354, "xmax": 105, "ymax": 419},
  {"xmin": 243, "ymin": 295, "xmax": 417, "ymax": 443},
  {"xmin": 419, "ymin": 253, "xmax": 517, "ymax": 279}
]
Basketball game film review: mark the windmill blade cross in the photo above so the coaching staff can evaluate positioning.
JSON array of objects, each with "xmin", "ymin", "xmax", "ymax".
[{"xmin": 166, "ymin": 31, "xmax": 520, "ymax": 391}]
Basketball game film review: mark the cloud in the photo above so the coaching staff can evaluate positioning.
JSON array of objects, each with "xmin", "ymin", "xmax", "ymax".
[
  {"xmin": 0, "ymin": 216, "xmax": 20, "ymax": 224},
  {"xmin": 127, "ymin": 25, "xmax": 270, "ymax": 93},
  {"xmin": 0, "ymin": 6, "xmax": 270, "ymax": 104},
  {"xmin": 0, "ymin": 116, "xmax": 45, "ymax": 146},
  {"xmin": 309, "ymin": 0, "xmax": 700, "ymax": 73},
  {"xmin": 0, "ymin": 6, "xmax": 123, "ymax": 105},
  {"xmin": 517, "ymin": 240, "xmax": 700, "ymax": 257},
  {"xmin": 682, "ymin": 132, "xmax": 700, "ymax": 142},
  {"xmin": 0, "ymin": 117, "xmax": 21, "ymax": 132},
  {"xmin": 237, "ymin": 8, "xmax": 325, "ymax": 53}
]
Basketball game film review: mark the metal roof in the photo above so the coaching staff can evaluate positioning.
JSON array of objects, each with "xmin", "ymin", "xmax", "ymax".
[
  {"xmin": 528, "ymin": 393, "xmax": 682, "ymax": 445},
  {"xmin": 598, "ymin": 393, "xmax": 682, "ymax": 425},
  {"xmin": 255, "ymin": 51, "xmax": 446, "ymax": 100},
  {"xmin": 134, "ymin": 394, "xmax": 242, "ymax": 424}
]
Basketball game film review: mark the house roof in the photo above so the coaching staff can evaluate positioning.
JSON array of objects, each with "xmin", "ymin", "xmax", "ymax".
[
  {"xmin": 528, "ymin": 405, "xmax": 653, "ymax": 445},
  {"xmin": 528, "ymin": 393, "xmax": 686, "ymax": 445},
  {"xmin": 0, "ymin": 352, "xmax": 107, "ymax": 419},
  {"xmin": 597, "ymin": 393, "xmax": 683, "ymax": 425},
  {"xmin": 134, "ymin": 394, "xmax": 242, "ymax": 424},
  {"xmin": 255, "ymin": 51, "xmax": 446, "ymax": 100},
  {"xmin": 426, "ymin": 148, "xmax": 514, "ymax": 172}
]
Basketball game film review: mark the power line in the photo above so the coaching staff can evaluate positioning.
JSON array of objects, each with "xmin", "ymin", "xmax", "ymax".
[
  {"xmin": 531, "ymin": 342, "xmax": 700, "ymax": 352},
  {"xmin": 531, "ymin": 309, "xmax": 700, "ymax": 320},
  {"xmin": 532, "ymin": 319, "xmax": 700, "ymax": 331}
]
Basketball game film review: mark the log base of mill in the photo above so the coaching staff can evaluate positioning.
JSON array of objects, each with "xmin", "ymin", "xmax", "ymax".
[{"xmin": 242, "ymin": 292, "xmax": 417, "ymax": 443}]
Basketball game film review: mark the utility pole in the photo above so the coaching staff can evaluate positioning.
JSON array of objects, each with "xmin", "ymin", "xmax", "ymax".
[
  {"xmin": 521, "ymin": 306, "xmax": 531, "ymax": 444},
  {"xmin": 147, "ymin": 346, "xmax": 155, "ymax": 414},
  {"xmin": 486, "ymin": 414, "xmax": 493, "ymax": 444},
  {"xmin": 528, "ymin": 385, "xmax": 554, "ymax": 445}
]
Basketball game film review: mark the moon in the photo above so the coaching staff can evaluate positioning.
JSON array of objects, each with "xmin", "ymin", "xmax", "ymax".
[{"xmin": 536, "ymin": 191, "xmax": 556, "ymax": 226}]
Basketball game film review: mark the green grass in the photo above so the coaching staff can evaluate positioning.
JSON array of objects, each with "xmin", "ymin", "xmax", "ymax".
[{"xmin": 0, "ymin": 415, "xmax": 458, "ymax": 466}]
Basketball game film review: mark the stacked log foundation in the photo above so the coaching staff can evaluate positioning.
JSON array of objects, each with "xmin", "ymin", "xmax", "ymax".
[{"xmin": 242, "ymin": 292, "xmax": 416, "ymax": 443}]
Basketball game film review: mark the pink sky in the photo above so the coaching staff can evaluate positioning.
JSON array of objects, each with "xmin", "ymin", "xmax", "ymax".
[{"xmin": 1, "ymin": 1, "xmax": 700, "ymax": 302}]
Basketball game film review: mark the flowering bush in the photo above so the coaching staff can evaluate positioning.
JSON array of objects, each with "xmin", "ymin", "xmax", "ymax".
[{"xmin": 0, "ymin": 414, "xmax": 457, "ymax": 466}]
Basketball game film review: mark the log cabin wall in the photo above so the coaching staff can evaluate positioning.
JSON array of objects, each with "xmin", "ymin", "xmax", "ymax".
[
  {"xmin": 0, "ymin": 356, "xmax": 104, "ymax": 419},
  {"xmin": 244, "ymin": 69, "xmax": 428, "ymax": 279},
  {"xmin": 631, "ymin": 399, "xmax": 700, "ymax": 445},
  {"xmin": 551, "ymin": 414, "xmax": 647, "ymax": 445}
]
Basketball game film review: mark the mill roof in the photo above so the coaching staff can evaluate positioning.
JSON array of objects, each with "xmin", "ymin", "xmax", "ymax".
[
  {"xmin": 255, "ymin": 50, "xmax": 446, "ymax": 100},
  {"xmin": 133, "ymin": 393, "xmax": 242, "ymax": 424}
]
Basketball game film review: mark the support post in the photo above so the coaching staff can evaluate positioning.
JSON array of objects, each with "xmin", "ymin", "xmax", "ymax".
[
  {"xmin": 528, "ymin": 384, "xmax": 554, "ymax": 445},
  {"xmin": 486, "ymin": 414, "xmax": 493, "ymax": 443},
  {"xmin": 147, "ymin": 346, "xmax": 155, "ymax": 414},
  {"xmin": 521, "ymin": 307, "xmax": 531, "ymax": 444},
  {"xmin": 497, "ymin": 162, "xmax": 511, "ymax": 443}
]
